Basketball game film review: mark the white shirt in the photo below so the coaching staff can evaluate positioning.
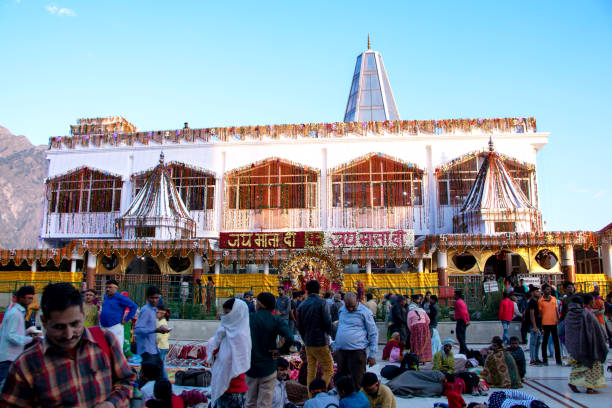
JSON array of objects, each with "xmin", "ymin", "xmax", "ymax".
[{"xmin": 271, "ymin": 379, "xmax": 288, "ymax": 408}]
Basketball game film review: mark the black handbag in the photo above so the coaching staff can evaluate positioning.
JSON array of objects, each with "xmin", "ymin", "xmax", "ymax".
[{"xmin": 174, "ymin": 369, "xmax": 212, "ymax": 387}]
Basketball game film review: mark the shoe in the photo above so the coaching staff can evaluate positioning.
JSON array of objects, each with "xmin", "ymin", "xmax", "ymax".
[
  {"xmin": 568, "ymin": 384, "xmax": 580, "ymax": 393},
  {"xmin": 479, "ymin": 390, "xmax": 489, "ymax": 396},
  {"xmin": 472, "ymin": 390, "xmax": 479, "ymax": 396},
  {"xmin": 541, "ymin": 361, "xmax": 548, "ymax": 366}
]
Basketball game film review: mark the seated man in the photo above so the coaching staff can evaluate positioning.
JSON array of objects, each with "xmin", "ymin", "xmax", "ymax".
[
  {"xmin": 0, "ymin": 282, "xmax": 136, "ymax": 407},
  {"xmin": 303, "ymin": 379, "xmax": 339, "ymax": 408},
  {"xmin": 361, "ymin": 372, "xmax": 396, "ymax": 408},
  {"xmin": 271, "ymin": 357, "xmax": 298, "ymax": 408},
  {"xmin": 336, "ymin": 375, "xmax": 369, "ymax": 408},
  {"xmin": 507, "ymin": 336, "xmax": 526, "ymax": 380},
  {"xmin": 433, "ymin": 338, "xmax": 455, "ymax": 374}
]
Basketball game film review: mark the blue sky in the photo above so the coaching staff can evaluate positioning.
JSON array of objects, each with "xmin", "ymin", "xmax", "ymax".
[{"xmin": 1, "ymin": 1, "xmax": 610, "ymax": 231}]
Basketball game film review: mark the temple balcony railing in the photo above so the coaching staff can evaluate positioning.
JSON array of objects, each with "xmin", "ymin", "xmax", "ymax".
[
  {"xmin": 41, "ymin": 211, "xmax": 120, "ymax": 238},
  {"xmin": 222, "ymin": 208, "xmax": 321, "ymax": 231},
  {"xmin": 328, "ymin": 206, "xmax": 424, "ymax": 230}
]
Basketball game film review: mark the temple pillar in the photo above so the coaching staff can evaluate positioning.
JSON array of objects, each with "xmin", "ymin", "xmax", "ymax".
[
  {"xmin": 366, "ymin": 260, "xmax": 372, "ymax": 274},
  {"xmin": 417, "ymin": 259, "xmax": 424, "ymax": 273},
  {"xmin": 214, "ymin": 261, "xmax": 221, "ymax": 275},
  {"xmin": 602, "ymin": 243, "xmax": 612, "ymax": 279},
  {"xmin": 561, "ymin": 245, "xmax": 575, "ymax": 283},
  {"xmin": 193, "ymin": 253, "xmax": 203, "ymax": 284},
  {"xmin": 70, "ymin": 259, "xmax": 77, "ymax": 273},
  {"xmin": 320, "ymin": 148, "xmax": 328, "ymax": 229},
  {"xmin": 86, "ymin": 253, "xmax": 97, "ymax": 290},
  {"xmin": 31, "ymin": 261, "xmax": 37, "ymax": 272},
  {"xmin": 437, "ymin": 250, "xmax": 448, "ymax": 287},
  {"xmin": 264, "ymin": 262, "xmax": 270, "ymax": 275}
]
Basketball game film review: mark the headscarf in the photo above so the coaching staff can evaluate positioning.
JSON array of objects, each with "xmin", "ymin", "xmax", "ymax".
[
  {"xmin": 565, "ymin": 301, "xmax": 608, "ymax": 368},
  {"xmin": 206, "ymin": 299, "xmax": 251, "ymax": 404},
  {"xmin": 443, "ymin": 338, "xmax": 454, "ymax": 346}
]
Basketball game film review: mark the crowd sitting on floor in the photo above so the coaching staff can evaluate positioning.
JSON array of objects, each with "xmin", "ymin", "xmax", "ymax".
[{"xmin": 0, "ymin": 278, "xmax": 609, "ymax": 407}]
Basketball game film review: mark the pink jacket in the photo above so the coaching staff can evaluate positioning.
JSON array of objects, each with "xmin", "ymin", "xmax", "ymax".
[
  {"xmin": 498, "ymin": 298, "xmax": 515, "ymax": 322},
  {"xmin": 407, "ymin": 307, "xmax": 431, "ymax": 329},
  {"xmin": 454, "ymin": 298, "xmax": 470, "ymax": 323}
]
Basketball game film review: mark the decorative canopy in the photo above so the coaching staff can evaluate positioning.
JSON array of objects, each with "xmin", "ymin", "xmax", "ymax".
[
  {"xmin": 456, "ymin": 139, "xmax": 542, "ymax": 233},
  {"xmin": 461, "ymin": 139, "xmax": 536, "ymax": 213},
  {"xmin": 344, "ymin": 37, "xmax": 400, "ymax": 122},
  {"xmin": 116, "ymin": 153, "xmax": 195, "ymax": 240}
]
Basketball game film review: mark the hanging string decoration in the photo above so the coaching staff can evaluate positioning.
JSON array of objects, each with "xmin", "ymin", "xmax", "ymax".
[
  {"xmin": 327, "ymin": 153, "xmax": 425, "ymax": 230},
  {"xmin": 223, "ymin": 158, "xmax": 320, "ymax": 230},
  {"xmin": 52, "ymin": 117, "xmax": 538, "ymax": 149}
]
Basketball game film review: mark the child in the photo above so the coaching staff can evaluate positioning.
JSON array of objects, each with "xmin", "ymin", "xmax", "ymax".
[{"xmin": 156, "ymin": 306, "xmax": 170, "ymax": 378}]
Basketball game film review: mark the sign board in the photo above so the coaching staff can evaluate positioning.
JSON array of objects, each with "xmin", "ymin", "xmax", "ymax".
[
  {"xmin": 484, "ymin": 281, "xmax": 499, "ymax": 293},
  {"xmin": 520, "ymin": 276, "xmax": 542, "ymax": 288}
]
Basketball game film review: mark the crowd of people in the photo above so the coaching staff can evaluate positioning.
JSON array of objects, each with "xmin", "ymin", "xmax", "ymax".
[{"xmin": 0, "ymin": 278, "xmax": 609, "ymax": 407}]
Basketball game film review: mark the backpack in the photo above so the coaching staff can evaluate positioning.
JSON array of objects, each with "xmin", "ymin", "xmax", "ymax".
[{"xmin": 174, "ymin": 369, "xmax": 212, "ymax": 387}]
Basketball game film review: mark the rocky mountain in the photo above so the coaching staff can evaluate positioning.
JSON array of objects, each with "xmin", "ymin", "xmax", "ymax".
[{"xmin": 0, "ymin": 126, "xmax": 47, "ymax": 248}]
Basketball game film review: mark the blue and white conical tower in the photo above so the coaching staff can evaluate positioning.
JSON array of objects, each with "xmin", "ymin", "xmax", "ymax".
[{"xmin": 344, "ymin": 35, "xmax": 400, "ymax": 122}]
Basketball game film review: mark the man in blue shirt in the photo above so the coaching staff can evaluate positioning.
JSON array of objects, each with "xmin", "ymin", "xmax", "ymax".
[
  {"xmin": 100, "ymin": 279, "xmax": 137, "ymax": 350},
  {"xmin": 334, "ymin": 291, "xmax": 378, "ymax": 391},
  {"xmin": 0, "ymin": 286, "xmax": 40, "ymax": 386},
  {"xmin": 133, "ymin": 286, "xmax": 170, "ymax": 376}
]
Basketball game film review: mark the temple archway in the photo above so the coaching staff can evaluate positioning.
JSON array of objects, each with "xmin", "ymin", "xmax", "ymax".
[
  {"xmin": 484, "ymin": 250, "xmax": 527, "ymax": 279},
  {"xmin": 125, "ymin": 256, "xmax": 161, "ymax": 275},
  {"xmin": 278, "ymin": 248, "xmax": 343, "ymax": 292}
]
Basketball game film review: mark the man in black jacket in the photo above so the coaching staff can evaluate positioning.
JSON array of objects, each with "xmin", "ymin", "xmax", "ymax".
[
  {"xmin": 390, "ymin": 295, "xmax": 408, "ymax": 343},
  {"xmin": 246, "ymin": 292, "xmax": 294, "ymax": 408},
  {"xmin": 297, "ymin": 280, "xmax": 333, "ymax": 396}
]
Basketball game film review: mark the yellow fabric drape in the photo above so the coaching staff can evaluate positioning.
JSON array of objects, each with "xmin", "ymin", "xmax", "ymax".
[
  {"xmin": 0, "ymin": 271, "xmax": 81, "ymax": 292},
  {"xmin": 343, "ymin": 273, "xmax": 439, "ymax": 291},
  {"xmin": 212, "ymin": 274, "xmax": 279, "ymax": 297}
]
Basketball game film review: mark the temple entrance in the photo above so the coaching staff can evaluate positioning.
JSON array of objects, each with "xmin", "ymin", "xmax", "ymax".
[
  {"xmin": 278, "ymin": 249, "xmax": 343, "ymax": 292},
  {"xmin": 125, "ymin": 256, "xmax": 161, "ymax": 275},
  {"xmin": 484, "ymin": 250, "xmax": 527, "ymax": 279}
]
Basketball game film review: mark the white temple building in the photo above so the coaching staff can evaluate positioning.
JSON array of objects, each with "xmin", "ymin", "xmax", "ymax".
[{"xmin": 26, "ymin": 39, "xmax": 610, "ymax": 292}]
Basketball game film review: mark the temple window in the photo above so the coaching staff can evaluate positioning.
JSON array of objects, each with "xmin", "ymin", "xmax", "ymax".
[
  {"xmin": 133, "ymin": 162, "xmax": 215, "ymax": 211},
  {"xmin": 331, "ymin": 154, "xmax": 423, "ymax": 208},
  {"xmin": 225, "ymin": 159, "xmax": 318, "ymax": 210},
  {"xmin": 46, "ymin": 167, "xmax": 122, "ymax": 213}
]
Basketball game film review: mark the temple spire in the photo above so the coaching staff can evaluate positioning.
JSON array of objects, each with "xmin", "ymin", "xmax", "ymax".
[
  {"xmin": 343, "ymin": 40, "xmax": 400, "ymax": 122},
  {"xmin": 488, "ymin": 136, "xmax": 494, "ymax": 152}
]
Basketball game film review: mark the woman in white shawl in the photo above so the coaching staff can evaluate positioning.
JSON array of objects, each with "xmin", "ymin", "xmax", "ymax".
[{"xmin": 206, "ymin": 298, "xmax": 252, "ymax": 408}]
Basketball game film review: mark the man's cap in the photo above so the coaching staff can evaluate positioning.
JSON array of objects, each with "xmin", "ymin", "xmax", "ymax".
[
  {"xmin": 105, "ymin": 279, "xmax": 119, "ymax": 286},
  {"xmin": 244, "ymin": 290, "xmax": 254, "ymax": 297}
]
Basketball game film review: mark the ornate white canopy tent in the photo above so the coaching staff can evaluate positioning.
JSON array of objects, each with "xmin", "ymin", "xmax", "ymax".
[
  {"xmin": 116, "ymin": 153, "xmax": 195, "ymax": 240},
  {"xmin": 454, "ymin": 139, "xmax": 542, "ymax": 234}
]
